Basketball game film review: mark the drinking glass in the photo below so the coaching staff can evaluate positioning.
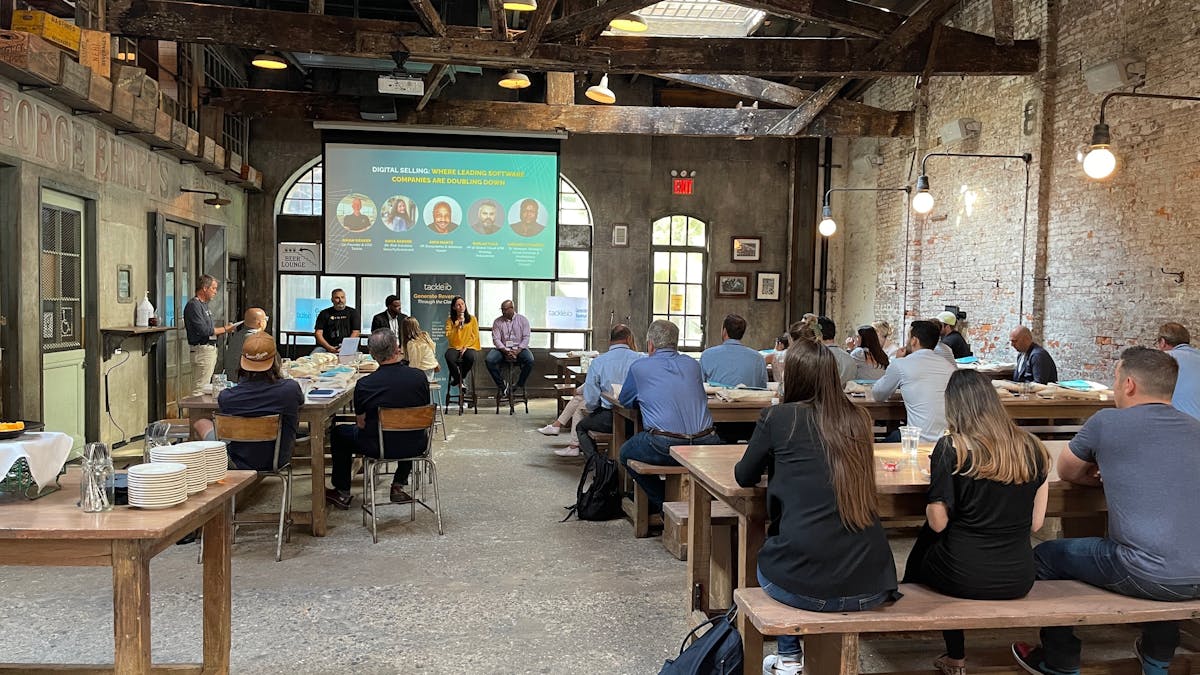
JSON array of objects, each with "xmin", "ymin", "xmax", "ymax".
[
  {"xmin": 1019, "ymin": 381, "xmax": 1034, "ymax": 399},
  {"xmin": 80, "ymin": 442, "xmax": 114, "ymax": 512},
  {"xmin": 899, "ymin": 425, "xmax": 921, "ymax": 456}
]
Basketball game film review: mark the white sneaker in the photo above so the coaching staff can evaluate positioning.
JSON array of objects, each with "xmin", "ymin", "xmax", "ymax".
[
  {"xmin": 537, "ymin": 424, "xmax": 562, "ymax": 436},
  {"xmin": 763, "ymin": 654, "xmax": 803, "ymax": 675},
  {"xmin": 554, "ymin": 446, "xmax": 581, "ymax": 457}
]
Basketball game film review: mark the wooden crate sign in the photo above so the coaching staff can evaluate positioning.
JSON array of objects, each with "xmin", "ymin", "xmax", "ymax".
[
  {"xmin": 0, "ymin": 31, "xmax": 63, "ymax": 86},
  {"xmin": 87, "ymin": 74, "xmax": 112, "ymax": 111},
  {"xmin": 132, "ymin": 94, "xmax": 158, "ymax": 133},
  {"xmin": 10, "ymin": 11, "xmax": 80, "ymax": 54},
  {"xmin": 112, "ymin": 63, "xmax": 147, "ymax": 96},
  {"xmin": 57, "ymin": 56, "xmax": 89, "ymax": 99},
  {"xmin": 78, "ymin": 29, "xmax": 111, "ymax": 79},
  {"xmin": 110, "ymin": 87, "xmax": 134, "ymax": 122},
  {"xmin": 184, "ymin": 127, "xmax": 199, "ymax": 157}
]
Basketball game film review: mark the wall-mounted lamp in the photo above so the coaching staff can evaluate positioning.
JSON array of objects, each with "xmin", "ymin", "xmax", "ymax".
[
  {"xmin": 819, "ymin": 186, "xmax": 911, "ymax": 237},
  {"xmin": 1082, "ymin": 92, "xmax": 1200, "ymax": 180},
  {"xmin": 180, "ymin": 188, "xmax": 231, "ymax": 209}
]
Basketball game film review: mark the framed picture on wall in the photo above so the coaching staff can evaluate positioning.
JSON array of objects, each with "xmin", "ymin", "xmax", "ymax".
[
  {"xmin": 716, "ymin": 272, "xmax": 750, "ymax": 298},
  {"xmin": 611, "ymin": 223, "xmax": 629, "ymax": 247},
  {"xmin": 731, "ymin": 236, "xmax": 761, "ymax": 262},
  {"xmin": 756, "ymin": 271, "xmax": 782, "ymax": 301}
]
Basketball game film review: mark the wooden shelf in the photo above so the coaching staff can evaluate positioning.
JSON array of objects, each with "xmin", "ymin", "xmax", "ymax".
[{"xmin": 100, "ymin": 326, "xmax": 174, "ymax": 360}]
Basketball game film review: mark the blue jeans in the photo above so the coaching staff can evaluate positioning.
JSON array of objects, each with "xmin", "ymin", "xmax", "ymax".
[
  {"xmin": 757, "ymin": 566, "xmax": 894, "ymax": 657},
  {"xmin": 618, "ymin": 431, "xmax": 722, "ymax": 513},
  {"xmin": 1035, "ymin": 537, "xmax": 1200, "ymax": 672},
  {"xmin": 486, "ymin": 348, "xmax": 533, "ymax": 388}
]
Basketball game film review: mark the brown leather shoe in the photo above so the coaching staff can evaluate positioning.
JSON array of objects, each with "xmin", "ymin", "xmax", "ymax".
[
  {"xmin": 390, "ymin": 485, "xmax": 413, "ymax": 503},
  {"xmin": 324, "ymin": 488, "xmax": 352, "ymax": 510}
]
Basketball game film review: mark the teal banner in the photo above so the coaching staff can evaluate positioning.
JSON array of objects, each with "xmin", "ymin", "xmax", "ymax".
[{"xmin": 410, "ymin": 274, "xmax": 466, "ymax": 393}]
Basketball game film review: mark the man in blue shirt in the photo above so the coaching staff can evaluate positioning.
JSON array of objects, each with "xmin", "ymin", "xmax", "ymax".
[
  {"xmin": 700, "ymin": 313, "xmax": 768, "ymax": 388},
  {"xmin": 569, "ymin": 325, "xmax": 645, "ymax": 458},
  {"xmin": 1156, "ymin": 322, "xmax": 1200, "ymax": 420},
  {"xmin": 618, "ymin": 320, "xmax": 722, "ymax": 514}
]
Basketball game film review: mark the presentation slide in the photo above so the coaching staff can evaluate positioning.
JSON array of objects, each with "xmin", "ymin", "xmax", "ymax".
[{"xmin": 324, "ymin": 143, "xmax": 559, "ymax": 278}]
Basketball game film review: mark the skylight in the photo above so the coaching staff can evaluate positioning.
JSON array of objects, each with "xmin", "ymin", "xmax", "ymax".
[{"xmin": 608, "ymin": 0, "xmax": 766, "ymax": 37}]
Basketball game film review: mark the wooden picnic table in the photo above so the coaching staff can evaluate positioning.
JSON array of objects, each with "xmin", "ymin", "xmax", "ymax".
[
  {"xmin": 854, "ymin": 394, "xmax": 1114, "ymax": 423},
  {"xmin": 671, "ymin": 441, "xmax": 1107, "ymax": 629},
  {"xmin": 182, "ymin": 386, "xmax": 356, "ymax": 537},
  {"xmin": 0, "ymin": 468, "xmax": 257, "ymax": 674}
]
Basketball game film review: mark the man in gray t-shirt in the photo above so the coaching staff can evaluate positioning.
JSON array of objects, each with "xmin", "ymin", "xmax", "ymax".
[{"xmin": 1013, "ymin": 347, "xmax": 1200, "ymax": 675}]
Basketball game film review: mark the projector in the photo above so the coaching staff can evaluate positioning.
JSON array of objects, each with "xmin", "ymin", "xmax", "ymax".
[{"xmin": 377, "ymin": 74, "xmax": 425, "ymax": 97}]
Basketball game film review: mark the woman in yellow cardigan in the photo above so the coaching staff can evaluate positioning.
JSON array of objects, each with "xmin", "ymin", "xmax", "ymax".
[{"xmin": 444, "ymin": 296, "xmax": 481, "ymax": 387}]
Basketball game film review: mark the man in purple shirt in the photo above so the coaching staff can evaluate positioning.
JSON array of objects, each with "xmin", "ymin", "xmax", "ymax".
[{"xmin": 486, "ymin": 299, "xmax": 534, "ymax": 397}]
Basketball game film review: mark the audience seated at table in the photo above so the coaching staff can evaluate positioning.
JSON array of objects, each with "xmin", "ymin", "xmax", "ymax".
[
  {"xmin": 735, "ymin": 321, "xmax": 899, "ymax": 675},
  {"xmin": 700, "ymin": 313, "xmax": 768, "ymax": 388},
  {"xmin": 486, "ymin": 299, "xmax": 534, "ymax": 398},
  {"xmin": 850, "ymin": 324, "xmax": 890, "ymax": 380},
  {"xmin": 618, "ymin": 320, "xmax": 722, "ymax": 515},
  {"xmin": 764, "ymin": 333, "xmax": 789, "ymax": 377},
  {"xmin": 874, "ymin": 320, "xmax": 901, "ymax": 358},
  {"xmin": 817, "ymin": 315, "xmax": 856, "ymax": 385},
  {"xmin": 1013, "ymin": 347, "xmax": 1200, "ymax": 675},
  {"xmin": 903, "ymin": 370, "xmax": 1050, "ymax": 675},
  {"xmin": 400, "ymin": 316, "xmax": 440, "ymax": 380},
  {"xmin": 537, "ymin": 388, "xmax": 585, "ymax": 453},
  {"xmin": 1009, "ymin": 326, "xmax": 1058, "ymax": 384},
  {"xmin": 193, "ymin": 332, "xmax": 304, "ymax": 471},
  {"xmin": 325, "ymin": 328, "xmax": 430, "ymax": 509},
  {"xmin": 222, "ymin": 307, "xmax": 268, "ymax": 381},
  {"xmin": 937, "ymin": 311, "xmax": 973, "ymax": 359},
  {"xmin": 1155, "ymin": 321, "xmax": 1200, "ymax": 420},
  {"xmin": 872, "ymin": 320, "xmax": 957, "ymax": 442},
  {"xmin": 444, "ymin": 296, "xmax": 480, "ymax": 393},
  {"xmin": 925, "ymin": 317, "xmax": 959, "ymax": 364}
]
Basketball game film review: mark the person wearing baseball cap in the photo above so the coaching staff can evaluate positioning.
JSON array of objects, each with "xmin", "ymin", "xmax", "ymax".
[
  {"xmin": 936, "ymin": 310, "xmax": 973, "ymax": 359},
  {"xmin": 192, "ymin": 332, "xmax": 304, "ymax": 471}
]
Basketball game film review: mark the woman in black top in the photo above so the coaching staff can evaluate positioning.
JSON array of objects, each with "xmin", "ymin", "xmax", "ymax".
[
  {"xmin": 904, "ymin": 370, "xmax": 1050, "ymax": 675},
  {"xmin": 736, "ymin": 319, "xmax": 899, "ymax": 675}
]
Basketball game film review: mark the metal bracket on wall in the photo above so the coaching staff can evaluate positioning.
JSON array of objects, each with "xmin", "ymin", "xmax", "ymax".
[
  {"xmin": 179, "ymin": 159, "xmax": 197, "ymax": 165},
  {"xmin": 18, "ymin": 83, "xmax": 49, "ymax": 92},
  {"xmin": 1034, "ymin": 276, "xmax": 1051, "ymax": 287},
  {"xmin": 1160, "ymin": 268, "xmax": 1185, "ymax": 284},
  {"xmin": 149, "ymin": 145, "xmax": 171, "ymax": 153},
  {"xmin": 949, "ymin": 280, "xmax": 958, "ymax": 291},
  {"xmin": 982, "ymin": 278, "xmax": 1000, "ymax": 289},
  {"xmin": 71, "ymin": 109, "xmax": 101, "ymax": 117}
]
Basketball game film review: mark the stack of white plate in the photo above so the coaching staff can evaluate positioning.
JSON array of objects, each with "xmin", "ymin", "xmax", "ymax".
[
  {"xmin": 127, "ymin": 462, "xmax": 188, "ymax": 509},
  {"xmin": 149, "ymin": 445, "xmax": 208, "ymax": 494},
  {"xmin": 191, "ymin": 440, "xmax": 229, "ymax": 483}
]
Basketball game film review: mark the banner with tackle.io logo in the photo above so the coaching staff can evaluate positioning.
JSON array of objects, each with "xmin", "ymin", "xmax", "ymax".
[
  {"xmin": 545, "ymin": 296, "xmax": 588, "ymax": 330},
  {"xmin": 409, "ymin": 274, "xmax": 465, "ymax": 391}
]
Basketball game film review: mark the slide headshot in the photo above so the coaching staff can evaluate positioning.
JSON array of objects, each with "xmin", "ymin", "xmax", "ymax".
[
  {"xmin": 336, "ymin": 194, "xmax": 377, "ymax": 233},
  {"xmin": 509, "ymin": 198, "xmax": 546, "ymax": 238},
  {"xmin": 424, "ymin": 197, "xmax": 461, "ymax": 235},
  {"xmin": 381, "ymin": 195, "xmax": 418, "ymax": 232},
  {"xmin": 468, "ymin": 199, "xmax": 503, "ymax": 236}
]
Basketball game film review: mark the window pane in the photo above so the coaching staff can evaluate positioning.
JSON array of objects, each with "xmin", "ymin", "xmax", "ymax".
[
  {"xmin": 399, "ymin": 278, "xmax": 410, "ymax": 311},
  {"xmin": 517, "ymin": 281, "xmax": 552, "ymax": 328},
  {"xmin": 529, "ymin": 332, "xmax": 551, "ymax": 349},
  {"xmin": 280, "ymin": 274, "xmax": 317, "ymax": 332},
  {"xmin": 685, "ymin": 284, "xmax": 702, "ymax": 314},
  {"xmin": 671, "ymin": 216, "xmax": 686, "ymax": 246},
  {"xmin": 310, "ymin": 166, "xmax": 322, "ymax": 183},
  {"xmin": 687, "ymin": 252, "xmax": 704, "ymax": 284},
  {"xmin": 652, "ymin": 217, "xmax": 670, "ymax": 246},
  {"xmin": 466, "ymin": 281, "xmax": 476, "ymax": 315},
  {"xmin": 653, "ymin": 252, "xmax": 670, "ymax": 282},
  {"xmin": 288, "ymin": 182, "xmax": 312, "ymax": 200},
  {"xmin": 282, "ymin": 199, "xmax": 313, "ymax": 215},
  {"xmin": 687, "ymin": 218, "xmax": 706, "ymax": 247},
  {"xmin": 669, "ymin": 252, "xmax": 686, "ymax": 282},
  {"xmin": 554, "ymin": 281, "xmax": 588, "ymax": 298},
  {"xmin": 477, "ymin": 280, "xmax": 512, "ymax": 320},
  {"xmin": 684, "ymin": 316, "xmax": 704, "ymax": 346},
  {"xmin": 319, "ymin": 276, "xmax": 357, "ymax": 314},
  {"xmin": 653, "ymin": 284, "xmax": 668, "ymax": 313},
  {"xmin": 554, "ymin": 332, "xmax": 585, "ymax": 350},
  {"xmin": 360, "ymin": 276, "xmax": 397, "ymax": 332},
  {"xmin": 560, "ymin": 209, "xmax": 590, "ymax": 225},
  {"xmin": 558, "ymin": 250, "xmax": 589, "ymax": 279}
]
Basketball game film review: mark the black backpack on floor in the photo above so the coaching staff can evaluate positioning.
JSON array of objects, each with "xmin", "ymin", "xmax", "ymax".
[
  {"xmin": 659, "ymin": 607, "xmax": 743, "ymax": 674},
  {"xmin": 562, "ymin": 452, "xmax": 622, "ymax": 521}
]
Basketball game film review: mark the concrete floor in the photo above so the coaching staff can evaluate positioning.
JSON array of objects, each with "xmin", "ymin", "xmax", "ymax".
[{"xmin": 1, "ymin": 400, "xmax": 1163, "ymax": 673}]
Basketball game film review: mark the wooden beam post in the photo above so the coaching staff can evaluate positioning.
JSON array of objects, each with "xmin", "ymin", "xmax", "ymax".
[
  {"xmin": 308, "ymin": 0, "xmax": 324, "ymax": 13},
  {"xmin": 517, "ymin": 0, "xmax": 559, "ymax": 57},
  {"xmin": 487, "ymin": 0, "xmax": 508, "ymax": 40},
  {"xmin": 541, "ymin": 0, "xmax": 650, "ymax": 43},
  {"xmin": 408, "ymin": 0, "xmax": 447, "ymax": 36},
  {"xmin": 416, "ymin": 63, "xmax": 450, "ymax": 111},
  {"xmin": 992, "ymin": 0, "xmax": 1014, "ymax": 46},
  {"xmin": 546, "ymin": 71, "xmax": 575, "ymax": 105}
]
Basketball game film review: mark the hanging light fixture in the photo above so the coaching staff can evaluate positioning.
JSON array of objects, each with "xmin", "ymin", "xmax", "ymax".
[
  {"xmin": 586, "ymin": 74, "xmax": 615, "ymax": 104},
  {"xmin": 818, "ymin": 204, "xmax": 837, "ymax": 237},
  {"xmin": 502, "ymin": 0, "xmax": 537, "ymax": 11},
  {"xmin": 608, "ymin": 13, "xmax": 648, "ymax": 31},
  {"xmin": 251, "ymin": 52, "xmax": 288, "ymax": 70},
  {"xmin": 498, "ymin": 69, "xmax": 532, "ymax": 89},
  {"xmin": 1081, "ymin": 122, "xmax": 1116, "ymax": 179},
  {"xmin": 911, "ymin": 174, "xmax": 934, "ymax": 214}
]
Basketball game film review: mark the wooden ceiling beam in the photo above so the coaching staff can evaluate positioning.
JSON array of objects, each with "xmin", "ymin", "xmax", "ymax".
[
  {"xmin": 211, "ymin": 88, "xmax": 914, "ymax": 138},
  {"xmin": 723, "ymin": 0, "xmax": 898, "ymax": 38},
  {"xmin": 541, "ymin": 0, "xmax": 651, "ymax": 43},
  {"xmin": 416, "ymin": 63, "xmax": 450, "ymax": 111},
  {"xmin": 655, "ymin": 73, "xmax": 812, "ymax": 106},
  {"xmin": 517, "ymin": 0, "xmax": 560, "ymax": 57},
  {"xmin": 992, "ymin": 0, "xmax": 1014, "ymax": 46},
  {"xmin": 487, "ymin": 0, "xmax": 509, "ymax": 40},
  {"xmin": 408, "ymin": 0, "xmax": 447, "ymax": 37}
]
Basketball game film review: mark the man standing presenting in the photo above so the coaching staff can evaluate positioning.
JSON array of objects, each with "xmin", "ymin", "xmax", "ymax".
[
  {"xmin": 486, "ymin": 300, "xmax": 534, "ymax": 398},
  {"xmin": 313, "ymin": 288, "xmax": 360, "ymax": 354},
  {"xmin": 326, "ymin": 329, "xmax": 430, "ymax": 509},
  {"xmin": 184, "ymin": 274, "xmax": 234, "ymax": 396},
  {"xmin": 223, "ymin": 307, "xmax": 268, "ymax": 380},
  {"xmin": 619, "ymin": 320, "xmax": 722, "ymax": 515},
  {"xmin": 937, "ymin": 311, "xmax": 973, "ymax": 359},
  {"xmin": 700, "ymin": 314, "xmax": 768, "ymax": 388},
  {"xmin": 566, "ymin": 325, "xmax": 644, "ymax": 459},
  {"xmin": 370, "ymin": 295, "xmax": 408, "ymax": 336},
  {"xmin": 1010, "ymin": 325, "xmax": 1059, "ymax": 384},
  {"xmin": 872, "ymin": 320, "xmax": 956, "ymax": 442},
  {"xmin": 1155, "ymin": 322, "xmax": 1200, "ymax": 419},
  {"xmin": 1013, "ymin": 347, "xmax": 1200, "ymax": 675}
]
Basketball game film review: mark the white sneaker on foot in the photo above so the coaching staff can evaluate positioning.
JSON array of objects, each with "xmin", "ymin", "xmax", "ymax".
[
  {"xmin": 537, "ymin": 424, "xmax": 562, "ymax": 436},
  {"xmin": 554, "ymin": 446, "xmax": 581, "ymax": 457},
  {"xmin": 763, "ymin": 654, "xmax": 803, "ymax": 675}
]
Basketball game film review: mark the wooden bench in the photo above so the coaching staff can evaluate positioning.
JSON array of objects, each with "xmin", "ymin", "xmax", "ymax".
[
  {"xmin": 662, "ymin": 500, "xmax": 738, "ymax": 561},
  {"xmin": 735, "ymin": 580, "xmax": 1200, "ymax": 675},
  {"xmin": 625, "ymin": 460, "xmax": 690, "ymax": 538}
]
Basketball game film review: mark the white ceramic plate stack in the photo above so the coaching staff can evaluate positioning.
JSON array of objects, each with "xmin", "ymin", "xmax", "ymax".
[
  {"xmin": 191, "ymin": 440, "xmax": 229, "ymax": 483},
  {"xmin": 149, "ymin": 445, "xmax": 208, "ymax": 494},
  {"xmin": 127, "ymin": 462, "xmax": 188, "ymax": 509}
]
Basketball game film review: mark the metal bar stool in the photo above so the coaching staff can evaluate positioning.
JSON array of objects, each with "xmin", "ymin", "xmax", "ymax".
[
  {"xmin": 494, "ymin": 360, "xmax": 529, "ymax": 415},
  {"xmin": 362, "ymin": 404, "xmax": 443, "ymax": 542},
  {"xmin": 428, "ymin": 377, "xmax": 448, "ymax": 440},
  {"xmin": 443, "ymin": 361, "xmax": 477, "ymax": 416}
]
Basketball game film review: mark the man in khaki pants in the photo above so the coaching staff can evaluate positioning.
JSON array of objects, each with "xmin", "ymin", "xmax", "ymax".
[{"xmin": 184, "ymin": 274, "xmax": 234, "ymax": 396}]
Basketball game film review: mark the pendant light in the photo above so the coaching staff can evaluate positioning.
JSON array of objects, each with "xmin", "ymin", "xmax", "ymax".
[
  {"xmin": 1081, "ymin": 122, "xmax": 1117, "ymax": 180},
  {"xmin": 585, "ymin": 74, "xmax": 615, "ymax": 104},
  {"xmin": 502, "ymin": 0, "xmax": 537, "ymax": 11},
  {"xmin": 911, "ymin": 174, "xmax": 934, "ymax": 214},
  {"xmin": 498, "ymin": 70, "xmax": 532, "ymax": 89},
  {"xmin": 608, "ymin": 13, "xmax": 648, "ymax": 31},
  {"xmin": 817, "ymin": 204, "xmax": 837, "ymax": 237},
  {"xmin": 252, "ymin": 52, "xmax": 288, "ymax": 70}
]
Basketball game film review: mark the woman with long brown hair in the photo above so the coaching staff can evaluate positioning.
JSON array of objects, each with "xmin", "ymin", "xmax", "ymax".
[
  {"xmin": 851, "ymin": 324, "xmax": 890, "ymax": 379},
  {"xmin": 904, "ymin": 369, "xmax": 1051, "ymax": 675},
  {"xmin": 736, "ymin": 317, "xmax": 899, "ymax": 675}
]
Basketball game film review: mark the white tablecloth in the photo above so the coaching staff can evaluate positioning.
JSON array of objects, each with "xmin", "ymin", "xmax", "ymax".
[{"xmin": 0, "ymin": 431, "xmax": 73, "ymax": 489}]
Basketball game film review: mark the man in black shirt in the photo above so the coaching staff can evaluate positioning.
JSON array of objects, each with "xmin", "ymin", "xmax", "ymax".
[
  {"xmin": 326, "ymin": 328, "xmax": 430, "ymax": 509},
  {"xmin": 313, "ymin": 288, "xmax": 360, "ymax": 353},
  {"xmin": 369, "ymin": 295, "xmax": 407, "ymax": 336},
  {"xmin": 183, "ymin": 274, "xmax": 234, "ymax": 396},
  {"xmin": 937, "ymin": 311, "xmax": 973, "ymax": 359}
]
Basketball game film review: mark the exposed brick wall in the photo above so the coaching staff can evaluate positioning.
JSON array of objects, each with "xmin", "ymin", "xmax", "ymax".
[{"xmin": 838, "ymin": 0, "xmax": 1200, "ymax": 379}]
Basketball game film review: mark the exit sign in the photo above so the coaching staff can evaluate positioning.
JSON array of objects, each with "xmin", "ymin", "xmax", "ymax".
[{"xmin": 672, "ymin": 178, "xmax": 694, "ymax": 195}]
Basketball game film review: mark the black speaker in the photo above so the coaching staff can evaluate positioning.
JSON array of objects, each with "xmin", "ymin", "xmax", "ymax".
[{"xmin": 359, "ymin": 97, "xmax": 398, "ymax": 122}]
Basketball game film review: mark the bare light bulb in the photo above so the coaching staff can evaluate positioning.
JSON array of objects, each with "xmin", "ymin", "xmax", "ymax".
[
  {"xmin": 818, "ymin": 217, "xmax": 837, "ymax": 236},
  {"xmin": 911, "ymin": 190, "xmax": 935, "ymax": 214},
  {"xmin": 1083, "ymin": 145, "xmax": 1117, "ymax": 179}
]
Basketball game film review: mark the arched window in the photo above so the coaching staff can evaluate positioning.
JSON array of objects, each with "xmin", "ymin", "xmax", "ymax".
[
  {"xmin": 275, "ymin": 162, "xmax": 594, "ymax": 349},
  {"xmin": 651, "ymin": 215, "xmax": 707, "ymax": 348}
]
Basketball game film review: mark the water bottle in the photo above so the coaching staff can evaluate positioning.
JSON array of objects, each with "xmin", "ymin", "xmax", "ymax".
[
  {"xmin": 135, "ymin": 291, "xmax": 155, "ymax": 327},
  {"xmin": 580, "ymin": 354, "xmax": 592, "ymax": 373},
  {"xmin": 80, "ymin": 442, "xmax": 114, "ymax": 512}
]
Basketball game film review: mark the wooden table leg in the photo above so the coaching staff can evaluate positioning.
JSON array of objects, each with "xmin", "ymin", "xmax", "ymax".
[
  {"xmin": 112, "ymin": 539, "xmax": 151, "ymax": 675},
  {"xmin": 307, "ymin": 412, "xmax": 328, "ymax": 537},
  {"xmin": 738, "ymin": 612, "xmax": 764, "ymax": 675},
  {"xmin": 687, "ymin": 483, "xmax": 713, "ymax": 617},
  {"xmin": 202, "ymin": 502, "xmax": 232, "ymax": 674},
  {"xmin": 737, "ymin": 511, "xmax": 766, "ymax": 590},
  {"xmin": 805, "ymin": 632, "xmax": 859, "ymax": 675}
]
